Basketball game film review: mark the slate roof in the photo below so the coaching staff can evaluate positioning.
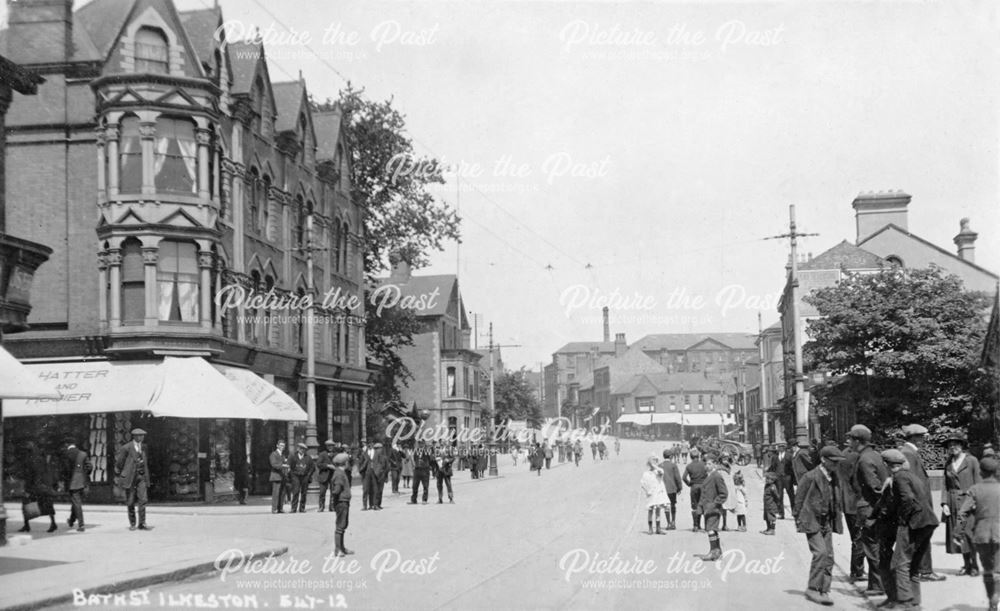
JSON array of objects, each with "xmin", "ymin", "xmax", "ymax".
[
  {"xmin": 553, "ymin": 341, "xmax": 616, "ymax": 355},
  {"xmin": 614, "ymin": 372, "xmax": 725, "ymax": 395},
  {"xmin": 858, "ymin": 224, "xmax": 999, "ymax": 279},
  {"xmin": 375, "ymin": 274, "xmax": 468, "ymax": 327},
  {"xmin": 178, "ymin": 7, "xmax": 221, "ymax": 71},
  {"xmin": 799, "ymin": 240, "xmax": 884, "ymax": 271},
  {"xmin": 228, "ymin": 41, "xmax": 261, "ymax": 93},
  {"xmin": 272, "ymin": 80, "xmax": 305, "ymax": 132},
  {"xmin": 74, "ymin": 0, "xmax": 134, "ymax": 59},
  {"xmin": 631, "ymin": 333, "xmax": 758, "ymax": 352},
  {"xmin": 313, "ymin": 108, "xmax": 343, "ymax": 161}
]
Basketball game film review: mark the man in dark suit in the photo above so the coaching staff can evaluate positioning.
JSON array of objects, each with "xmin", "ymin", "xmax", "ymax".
[
  {"xmin": 794, "ymin": 446, "xmax": 845, "ymax": 606},
  {"xmin": 316, "ymin": 440, "xmax": 336, "ymax": 512},
  {"xmin": 288, "ymin": 442, "xmax": 314, "ymax": 513},
  {"xmin": 115, "ymin": 427, "xmax": 151, "ymax": 531},
  {"xmin": 793, "ymin": 441, "xmax": 815, "ymax": 487},
  {"xmin": 659, "ymin": 448, "xmax": 684, "ymax": 530},
  {"xmin": 884, "ymin": 447, "xmax": 940, "ymax": 608},
  {"xmin": 388, "ymin": 444, "xmax": 403, "ymax": 495},
  {"xmin": 959, "ymin": 457, "xmax": 1000, "ymax": 611},
  {"xmin": 683, "ymin": 449, "xmax": 708, "ymax": 532},
  {"xmin": 370, "ymin": 442, "xmax": 389, "ymax": 510},
  {"xmin": 838, "ymin": 434, "xmax": 865, "ymax": 582},
  {"xmin": 409, "ymin": 442, "xmax": 433, "ymax": 505},
  {"xmin": 434, "ymin": 447, "xmax": 455, "ymax": 504},
  {"xmin": 900, "ymin": 424, "xmax": 946, "ymax": 582},
  {"xmin": 358, "ymin": 441, "xmax": 374, "ymax": 510},
  {"xmin": 269, "ymin": 440, "xmax": 288, "ymax": 514},
  {"xmin": 62, "ymin": 438, "xmax": 91, "ymax": 532},
  {"xmin": 849, "ymin": 424, "xmax": 890, "ymax": 595},
  {"xmin": 773, "ymin": 442, "xmax": 794, "ymax": 519}
]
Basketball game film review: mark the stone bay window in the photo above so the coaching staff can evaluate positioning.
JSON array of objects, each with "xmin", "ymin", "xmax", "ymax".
[
  {"xmin": 157, "ymin": 240, "xmax": 200, "ymax": 323},
  {"xmin": 154, "ymin": 117, "xmax": 198, "ymax": 195}
]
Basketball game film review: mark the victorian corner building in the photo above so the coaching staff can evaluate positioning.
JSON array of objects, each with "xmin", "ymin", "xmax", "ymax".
[{"xmin": 0, "ymin": 0, "xmax": 371, "ymax": 502}]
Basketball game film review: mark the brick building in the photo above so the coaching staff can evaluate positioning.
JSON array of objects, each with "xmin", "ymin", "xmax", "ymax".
[
  {"xmin": 0, "ymin": 0, "xmax": 369, "ymax": 500},
  {"xmin": 615, "ymin": 372, "xmax": 735, "ymax": 440}
]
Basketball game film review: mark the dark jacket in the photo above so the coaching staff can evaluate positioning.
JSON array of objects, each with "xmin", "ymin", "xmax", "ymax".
[
  {"xmin": 959, "ymin": 478, "xmax": 1000, "ymax": 544},
  {"xmin": 330, "ymin": 468, "xmax": 352, "ymax": 504},
  {"xmin": 699, "ymin": 469, "xmax": 728, "ymax": 516},
  {"xmin": 791, "ymin": 448, "xmax": 814, "ymax": 485},
  {"xmin": 793, "ymin": 466, "xmax": 843, "ymax": 535},
  {"xmin": 853, "ymin": 446, "xmax": 890, "ymax": 511},
  {"xmin": 942, "ymin": 454, "xmax": 981, "ymax": 512},
  {"xmin": 838, "ymin": 448, "xmax": 859, "ymax": 514},
  {"xmin": 900, "ymin": 443, "xmax": 929, "ymax": 485},
  {"xmin": 288, "ymin": 451, "xmax": 315, "ymax": 480},
  {"xmin": 316, "ymin": 451, "xmax": 335, "ymax": 484},
  {"xmin": 764, "ymin": 482, "xmax": 782, "ymax": 517},
  {"xmin": 683, "ymin": 460, "xmax": 708, "ymax": 488},
  {"xmin": 269, "ymin": 449, "xmax": 287, "ymax": 483},
  {"xmin": 413, "ymin": 449, "xmax": 434, "ymax": 473},
  {"xmin": 63, "ymin": 447, "xmax": 91, "ymax": 491},
  {"xmin": 779, "ymin": 451, "xmax": 795, "ymax": 481},
  {"xmin": 115, "ymin": 441, "xmax": 150, "ymax": 488},
  {"xmin": 658, "ymin": 460, "xmax": 683, "ymax": 494},
  {"xmin": 388, "ymin": 448, "xmax": 403, "ymax": 471},
  {"xmin": 889, "ymin": 468, "xmax": 939, "ymax": 530},
  {"xmin": 434, "ymin": 456, "xmax": 454, "ymax": 478}
]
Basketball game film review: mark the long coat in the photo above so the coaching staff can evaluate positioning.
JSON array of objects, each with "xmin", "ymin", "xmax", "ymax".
[
  {"xmin": 853, "ymin": 446, "xmax": 890, "ymax": 512},
  {"xmin": 959, "ymin": 478, "xmax": 1000, "ymax": 545},
  {"xmin": 793, "ymin": 467, "xmax": 843, "ymax": 535},
  {"xmin": 268, "ymin": 450, "xmax": 287, "ymax": 483},
  {"xmin": 791, "ymin": 449, "xmax": 814, "ymax": 485},
  {"xmin": 889, "ymin": 468, "xmax": 939, "ymax": 530},
  {"xmin": 838, "ymin": 448, "xmax": 860, "ymax": 515},
  {"xmin": 316, "ymin": 451, "xmax": 334, "ymax": 484},
  {"xmin": 115, "ymin": 442, "xmax": 150, "ymax": 488},
  {"xmin": 942, "ymin": 453, "xmax": 981, "ymax": 553},
  {"xmin": 657, "ymin": 460, "xmax": 683, "ymax": 494},
  {"xmin": 699, "ymin": 470, "xmax": 729, "ymax": 516}
]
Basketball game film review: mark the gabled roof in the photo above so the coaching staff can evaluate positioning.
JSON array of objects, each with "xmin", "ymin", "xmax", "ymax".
[
  {"xmin": 74, "ymin": 0, "xmax": 135, "ymax": 60},
  {"xmin": 179, "ymin": 7, "xmax": 222, "ymax": 73},
  {"xmin": 574, "ymin": 355, "xmax": 614, "ymax": 391},
  {"xmin": 375, "ymin": 274, "xmax": 469, "ymax": 328},
  {"xmin": 858, "ymin": 224, "xmax": 999, "ymax": 280},
  {"xmin": 614, "ymin": 372, "xmax": 725, "ymax": 396},
  {"xmin": 272, "ymin": 80, "xmax": 307, "ymax": 132},
  {"xmin": 228, "ymin": 41, "xmax": 262, "ymax": 93},
  {"xmin": 799, "ymin": 240, "xmax": 884, "ymax": 271},
  {"xmin": 597, "ymin": 347, "xmax": 667, "ymax": 393},
  {"xmin": 631, "ymin": 333, "xmax": 758, "ymax": 352},
  {"xmin": 313, "ymin": 108, "xmax": 344, "ymax": 161},
  {"xmin": 554, "ymin": 341, "xmax": 616, "ymax": 355}
]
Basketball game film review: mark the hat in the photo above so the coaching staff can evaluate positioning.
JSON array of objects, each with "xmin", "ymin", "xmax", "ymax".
[
  {"xmin": 985, "ymin": 447, "xmax": 997, "ymax": 458},
  {"xmin": 374, "ymin": 442, "xmax": 383, "ymax": 449},
  {"xmin": 776, "ymin": 441, "xmax": 787, "ymax": 447},
  {"xmin": 297, "ymin": 442, "xmax": 308, "ymax": 449},
  {"xmin": 690, "ymin": 448, "xmax": 700, "ymax": 457},
  {"xmin": 980, "ymin": 457, "xmax": 998, "ymax": 476},
  {"xmin": 324, "ymin": 440, "xmax": 336, "ymax": 446},
  {"xmin": 797, "ymin": 439, "xmax": 811, "ymax": 449},
  {"xmin": 941, "ymin": 433, "xmax": 968, "ymax": 446},
  {"xmin": 819, "ymin": 446, "xmax": 845, "ymax": 461},
  {"xmin": 703, "ymin": 452, "xmax": 719, "ymax": 463},
  {"xmin": 332, "ymin": 453, "xmax": 350, "ymax": 466},
  {"xmin": 901, "ymin": 424, "xmax": 928, "ymax": 437},
  {"xmin": 848, "ymin": 424, "xmax": 872, "ymax": 442},
  {"xmin": 881, "ymin": 449, "xmax": 907, "ymax": 465},
  {"xmin": 130, "ymin": 428, "xmax": 147, "ymax": 436}
]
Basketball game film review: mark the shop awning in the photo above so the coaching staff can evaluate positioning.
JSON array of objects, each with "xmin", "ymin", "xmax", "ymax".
[
  {"xmin": 4, "ymin": 357, "xmax": 295, "ymax": 420},
  {"xmin": 652, "ymin": 413, "xmax": 683, "ymax": 425},
  {"xmin": 682, "ymin": 413, "xmax": 724, "ymax": 426},
  {"xmin": 616, "ymin": 413, "xmax": 647, "ymax": 425},
  {"xmin": 213, "ymin": 364, "xmax": 307, "ymax": 421},
  {"xmin": 0, "ymin": 345, "xmax": 61, "ymax": 400}
]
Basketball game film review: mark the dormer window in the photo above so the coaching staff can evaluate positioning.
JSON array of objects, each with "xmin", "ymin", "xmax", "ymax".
[{"xmin": 135, "ymin": 27, "xmax": 169, "ymax": 74}]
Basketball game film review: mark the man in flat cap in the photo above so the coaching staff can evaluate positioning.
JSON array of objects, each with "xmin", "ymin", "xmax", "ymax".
[
  {"xmin": 115, "ymin": 428, "xmax": 151, "ymax": 531},
  {"xmin": 793, "ymin": 439, "xmax": 816, "ymax": 490},
  {"xmin": 959, "ymin": 457, "xmax": 1000, "ymax": 611},
  {"xmin": 316, "ymin": 440, "xmax": 337, "ymax": 512},
  {"xmin": 794, "ymin": 445, "xmax": 845, "ymax": 606},
  {"xmin": 849, "ymin": 424, "xmax": 891, "ymax": 595},
  {"xmin": 882, "ymin": 446, "xmax": 939, "ymax": 609},
  {"xmin": 62, "ymin": 437, "xmax": 91, "ymax": 532},
  {"xmin": 900, "ymin": 424, "xmax": 946, "ymax": 582},
  {"xmin": 683, "ymin": 448, "xmax": 708, "ymax": 532},
  {"xmin": 838, "ymin": 432, "xmax": 865, "ymax": 583},
  {"xmin": 330, "ymin": 453, "xmax": 354, "ymax": 557},
  {"xmin": 288, "ymin": 442, "xmax": 315, "ymax": 513}
]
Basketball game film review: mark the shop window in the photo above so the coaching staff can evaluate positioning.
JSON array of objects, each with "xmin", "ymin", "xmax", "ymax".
[
  {"xmin": 134, "ymin": 27, "xmax": 168, "ymax": 74},
  {"xmin": 154, "ymin": 117, "xmax": 197, "ymax": 194},
  {"xmin": 119, "ymin": 116, "xmax": 143, "ymax": 194},
  {"xmin": 157, "ymin": 241, "xmax": 199, "ymax": 322},
  {"xmin": 121, "ymin": 238, "xmax": 145, "ymax": 323},
  {"xmin": 447, "ymin": 367, "xmax": 456, "ymax": 397}
]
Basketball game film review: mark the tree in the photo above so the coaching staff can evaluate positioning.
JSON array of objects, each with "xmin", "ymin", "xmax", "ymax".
[
  {"xmin": 311, "ymin": 86, "xmax": 461, "ymax": 402},
  {"xmin": 803, "ymin": 266, "xmax": 991, "ymax": 437},
  {"xmin": 494, "ymin": 368, "xmax": 543, "ymax": 427}
]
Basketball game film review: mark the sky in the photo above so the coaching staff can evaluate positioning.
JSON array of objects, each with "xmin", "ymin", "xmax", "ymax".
[{"xmin": 7, "ymin": 0, "xmax": 998, "ymax": 371}]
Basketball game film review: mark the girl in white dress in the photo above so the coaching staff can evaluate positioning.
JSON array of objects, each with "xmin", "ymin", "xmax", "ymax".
[{"xmin": 640, "ymin": 455, "xmax": 670, "ymax": 535}]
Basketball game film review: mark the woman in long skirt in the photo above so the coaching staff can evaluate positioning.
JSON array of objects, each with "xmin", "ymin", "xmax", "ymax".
[
  {"xmin": 941, "ymin": 433, "xmax": 981, "ymax": 575},
  {"xmin": 18, "ymin": 442, "xmax": 58, "ymax": 533}
]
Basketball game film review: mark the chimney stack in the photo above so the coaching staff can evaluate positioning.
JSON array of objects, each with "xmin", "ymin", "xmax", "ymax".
[
  {"xmin": 954, "ymin": 218, "xmax": 978, "ymax": 263},
  {"xmin": 6, "ymin": 0, "xmax": 74, "ymax": 64},
  {"xmin": 614, "ymin": 333, "xmax": 626, "ymax": 357},
  {"xmin": 852, "ymin": 190, "xmax": 911, "ymax": 243},
  {"xmin": 387, "ymin": 251, "xmax": 412, "ymax": 283},
  {"xmin": 602, "ymin": 306, "xmax": 610, "ymax": 343}
]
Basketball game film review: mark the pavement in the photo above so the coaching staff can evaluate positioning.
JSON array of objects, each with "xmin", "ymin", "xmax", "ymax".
[{"xmin": 0, "ymin": 442, "xmax": 991, "ymax": 610}]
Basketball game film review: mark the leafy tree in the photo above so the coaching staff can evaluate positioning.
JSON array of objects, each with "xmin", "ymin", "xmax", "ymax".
[
  {"xmin": 803, "ymin": 266, "xmax": 991, "ymax": 436},
  {"xmin": 494, "ymin": 368, "xmax": 543, "ymax": 427},
  {"xmin": 311, "ymin": 85, "xmax": 461, "ymax": 403}
]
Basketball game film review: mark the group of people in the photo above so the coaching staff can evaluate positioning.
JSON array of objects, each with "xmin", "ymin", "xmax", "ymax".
[{"xmin": 522, "ymin": 436, "xmax": 620, "ymax": 474}]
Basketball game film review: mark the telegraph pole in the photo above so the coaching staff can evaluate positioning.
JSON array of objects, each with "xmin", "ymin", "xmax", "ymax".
[
  {"xmin": 485, "ymin": 322, "xmax": 521, "ymax": 476},
  {"xmin": 758, "ymin": 312, "xmax": 769, "ymax": 444},
  {"xmin": 765, "ymin": 205, "xmax": 818, "ymax": 449}
]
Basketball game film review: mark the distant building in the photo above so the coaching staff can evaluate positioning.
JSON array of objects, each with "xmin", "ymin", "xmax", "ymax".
[{"xmin": 615, "ymin": 372, "xmax": 735, "ymax": 440}]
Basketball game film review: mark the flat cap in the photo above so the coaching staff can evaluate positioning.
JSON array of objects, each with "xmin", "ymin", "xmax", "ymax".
[
  {"xmin": 332, "ymin": 453, "xmax": 350, "ymax": 466},
  {"xmin": 819, "ymin": 446, "xmax": 845, "ymax": 461},
  {"xmin": 848, "ymin": 424, "xmax": 872, "ymax": 442},
  {"xmin": 776, "ymin": 441, "xmax": 787, "ymax": 447},
  {"xmin": 374, "ymin": 442, "xmax": 383, "ymax": 448},
  {"xmin": 130, "ymin": 428, "xmax": 147, "ymax": 436},
  {"xmin": 901, "ymin": 424, "xmax": 928, "ymax": 437},
  {"xmin": 797, "ymin": 439, "xmax": 812, "ymax": 449},
  {"xmin": 297, "ymin": 442, "xmax": 308, "ymax": 449},
  {"xmin": 980, "ymin": 457, "xmax": 998, "ymax": 475},
  {"xmin": 703, "ymin": 452, "xmax": 719, "ymax": 462},
  {"xmin": 324, "ymin": 440, "xmax": 336, "ymax": 446},
  {"xmin": 881, "ymin": 449, "xmax": 907, "ymax": 465}
]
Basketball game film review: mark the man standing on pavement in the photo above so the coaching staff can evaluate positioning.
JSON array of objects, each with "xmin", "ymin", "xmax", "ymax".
[
  {"xmin": 793, "ymin": 440, "xmax": 815, "ymax": 488},
  {"xmin": 695, "ymin": 453, "xmax": 728, "ymax": 561},
  {"xmin": 544, "ymin": 441, "xmax": 553, "ymax": 469},
  {"xmin": 115, "ymin": 428, "xmax": 151, "ymax": 531},
  {"xmin": 62, "ymin": 438, "xmax": 90, "ymax": 532},
  {"xmin": 435, "ymin": 446, "xmax": 455, "ymax": 504},
  {"xmin": 850, "ymin": 424, "xmax": 890, "ymax": 595},
  {"xmin": 794, "ymin": 445, "xmax": 845, "ymax": 606},
  {"xmin": 269, "ymin": 440, "xmax": 288, "ymax": 514},
  {"xmin": 371, "ymin": 442, "xmax": 389, "ymax": 510},
  {"xmin": 772, "ymin": 442, "xmax": 793, "ymax": 519},
  {"xmin": 288, "ymin": 442, "xmax": 315, "ymax": 513},
  {"xmin": 838, "ymin": 432, "xmax": 865, "ymax": 583},
  {"xmin": 317, "ymin": 440, "xmax": 336, "ymax": 512},
  {"xmin": 387, "ymin": 443, "xmax": 402, "ymax": 495},
  {"xmin": 958, "ymin": 456, "xmax": 1000, "ymax": 611},
  {"xmin": 574, "ymin": 439, "xmax": 583, "ymax": 467},
  {"xmin": 659, "ymin": 448, "xmax": 684, "ymax": 530},
  {"xmin": 900, "ymin": 424, "xmax": 946, "ymax": 582},
  {"xmin": 409, "ymin": 441, "xmax": 433, "ymax": 504},
  {"xmin": 683, "ymin": 448, "xmax": 708, "ymax": 532},
  {"xmin": 883, "ymin": 446, "xmax": 939, "ymax": 610},
  {"xmin": 359, "ymin": 441, "xmax": 375, "ymax": 510}
]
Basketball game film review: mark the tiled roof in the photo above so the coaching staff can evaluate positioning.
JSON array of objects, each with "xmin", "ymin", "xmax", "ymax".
[
  {"xmin": 553, "ymin": 341, "xmax": 616, "ymax": 355},
  {"xmin": 800, "ymin": 240, "xmax": 884, "ymax": 271},
  {"xmin": 376, "ymin": 274, "xmax": 458, "ymax": 319},
  {"xmin": 74, "ymin": 0, "xmax": 135, "ymax": 59},
  {"xmin": 272, "ymin": 80, "xmax": 305, "ymax": 133},
  {"xmin": 631, "ymin": 333, "xmax": 757, "ymax": 352},
  {"xmin": 313, "ymin": 109, "xmax": 343, "ymax": 161},
  {"xmin": 615, "ymin": 372, "xmax": 725, "ymax": 395},
  {"xmin": 858, "ymin": 224, "xmax": 999, "ymax": 279},
  {"xmin": 227, "ymin": 41, "xmax": 261, "ymax": 93},
  {"xmin": 178, "ymin": 7, "xmax": 221, "ymax": 71}
]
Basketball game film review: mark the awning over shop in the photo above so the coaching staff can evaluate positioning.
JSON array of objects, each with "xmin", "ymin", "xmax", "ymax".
[
  {"xmin": 616, "ymin": 413, "xmax": 646, "ymax": 425},
  {"xmin": 651, "ymin": 413, "xmax": 683, "ymax": 425},
  {"xmin": 5, "ymin": 357, "xmax": 302, "ymax": 420},
  {"xmin": 0, "ymin": 345, "xmax": 61, "ymax": 400},
  {"xmin": 682, "ymin": 413, "xmax": 724, "ymax": 426},
  {"xmin": 213, "ymin": 364, "xmax": 307, "ymax": 421}
]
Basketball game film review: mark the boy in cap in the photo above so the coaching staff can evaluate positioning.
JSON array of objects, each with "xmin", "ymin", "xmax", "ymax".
[
  {"xmin": 761, "ymin": 471, "xmax": 780, "ymax": 535},
  {"xmin": 900, "ymin": 424, "xmax": 946, "ymax": 582},
  {"xmin": 695, "ymin": 453, "xmax": 728, "ymax": 561},
  {"xmin": 883, "ymin": 447, "xmax": 939, "ymax": 609},
  {"xmin": 115, "ymin": 427, "xmax": 151, "ymax": 531},
  {"xmin": 330, "ymin": 453, "xmax": 354, "ymax": 557},
  {"xmin": 850, "ymin": 424, "xmax": 891, "ymax": 595},
  {"xmin": 959, "ymin": 457, "xmax": 1000, "ymax": 611},
  {"xmin": 683, "ymin": 448, "xmax": 708, "ymax": 532},
  {"xmin": 794, "ymin": 445, "xmax": 845, "ymax": 606}
]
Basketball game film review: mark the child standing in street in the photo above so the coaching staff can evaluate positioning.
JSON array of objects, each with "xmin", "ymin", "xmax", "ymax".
[
  {"xmin": 640, "ymin": 456, "xmax": 669, "ymax": 535},
  {"xmin": 733, "ymin": 471, "xmax": 748, "ymax": 532},
  {"xmin": 761, "ymin": 472, "xmax": 780, "ymax": 535},
  {"xmin": 330, "ymin": 453, "xmax": 353, "ymax": 557}
]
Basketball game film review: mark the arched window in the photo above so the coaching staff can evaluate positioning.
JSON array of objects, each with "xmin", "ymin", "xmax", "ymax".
[
  {"xmin": 247, "ymin": 169, "xmax": 259, "ymax": 233},
  {"xmin": 157, "ymin": 240, "xmax": 199, "ymax": 322},
  {"xmin": 119, "ymin": 116, "xmax": 143, "ymax": 194},
  {"xmin": 885, "ymin": 255, "xmax": 904, "ymax": 267},
  {"xmin": 121, "ymin": 238, "xmax": 145, "ymax": 324},
  {"xmin": 263, "ymin": 275, "xmax": 276, "ymax": 346},
  {"xmin": 154, "ymin": 117, "xmax": 197, "ymax": 194},
  {"xmin": 134, "ymin": 27, "xmax": 168, "ymax": 74},
  {"xmin": 297, "ymin": 115, "xmax": 307, "ymax": 165}
]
